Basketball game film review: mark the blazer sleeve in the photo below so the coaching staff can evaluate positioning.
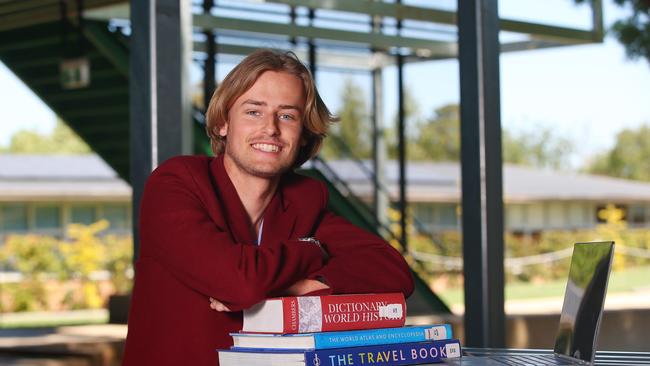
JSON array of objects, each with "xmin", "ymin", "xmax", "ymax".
[
  {"xmin": 137, "ymin": 159, "xmax": 325, "ymax": 311},
  {"xmin": 310, "ymin": 207, "xmax": 415, "ymax": 298}
]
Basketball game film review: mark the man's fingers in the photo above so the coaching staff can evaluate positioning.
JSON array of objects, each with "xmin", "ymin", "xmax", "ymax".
[
  {"xmin": 217, "ymin": 303, "xmax": 230, "ymax": 311},
  {"xmin": 208, "ymin": 297, "xmax": 231, "ymax": 312}
]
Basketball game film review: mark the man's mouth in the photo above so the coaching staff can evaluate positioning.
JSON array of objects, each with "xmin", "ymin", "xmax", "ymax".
[{"xmin": 251, "ymin": 143, "xmax": 281, "ymax": 153}]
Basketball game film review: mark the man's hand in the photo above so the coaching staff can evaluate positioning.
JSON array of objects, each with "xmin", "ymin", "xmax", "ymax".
[
  {"xmin": 209, "ymin": 279, "xmax": 330, "ymax": 312},
  {"xmin": 283, "ymin": 278, "xmax": 330, "ymax": 296},
  {"xmin": 209, "ymin": 297, "xmax": 231, "ymax": 312}
]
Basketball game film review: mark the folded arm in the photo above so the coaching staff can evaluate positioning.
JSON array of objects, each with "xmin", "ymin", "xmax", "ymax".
[
  {"xmin": 138, "ymin": 160, "xmax": 326, "ymax": 311},
  {"xmin": 309, "ymin": 211, "xmax": 415, "ymax": 298}
]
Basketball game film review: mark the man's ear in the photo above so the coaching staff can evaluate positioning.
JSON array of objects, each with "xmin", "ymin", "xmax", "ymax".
[{"xmin": 218, "ymin": 122, "xmax": 228, "ymax": 137}]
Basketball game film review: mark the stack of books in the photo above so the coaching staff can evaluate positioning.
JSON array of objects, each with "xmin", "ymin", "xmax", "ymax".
[{"xmin": 217, "ymin": 293, "xmax": 461, "ymax": 365}]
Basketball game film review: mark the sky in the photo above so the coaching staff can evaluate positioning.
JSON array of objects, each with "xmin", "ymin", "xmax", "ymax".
[{"xmin": 0, "ymin": 0, "xmax": 649, "ymax": 169}]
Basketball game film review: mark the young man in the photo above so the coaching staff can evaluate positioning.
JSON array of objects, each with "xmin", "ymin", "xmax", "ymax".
[{"xmin": 122, "ymin": 49, "xmax": 414, "ymax": 366}]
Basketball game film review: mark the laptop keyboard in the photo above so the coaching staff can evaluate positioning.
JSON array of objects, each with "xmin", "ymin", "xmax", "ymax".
[{"xmin": 488, "ymin": 354, "xmax": 576, "ymax": 365}]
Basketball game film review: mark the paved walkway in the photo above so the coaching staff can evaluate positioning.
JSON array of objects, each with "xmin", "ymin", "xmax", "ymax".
[{"xmin": 0, "ymin": 324, "xmax": 126, "ymax": 366}]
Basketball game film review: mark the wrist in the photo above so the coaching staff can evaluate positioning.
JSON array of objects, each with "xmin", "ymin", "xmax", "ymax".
[{"xmin": 298, "ymin": 237, "xmax": 329, "ymax": 262}]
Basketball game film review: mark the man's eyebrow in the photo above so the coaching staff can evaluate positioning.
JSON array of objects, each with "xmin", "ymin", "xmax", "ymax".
[
  {"xmin": 241, "ymin": 99, "xmax": 303, "ymax": 112},
  {"xmin": 278, "ymin": 104, "xmax": 303, "ymax": 112},
  {"xmin": 241, "ymin": 99, "xmax": 266, "ymax": 106}
]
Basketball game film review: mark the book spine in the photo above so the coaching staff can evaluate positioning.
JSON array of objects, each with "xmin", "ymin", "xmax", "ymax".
[
  {"xmin": 290, "ymin": 293, "xmax": 405, "ymax": 334},
  {"xmin": 304, "ymin": 339, "xmax": 462, "ymax": 366},
  {"xmin": 313, "ymin": 324, "xmax": 453, "ymax": 349},
  {"xmin": 282, "ymin": 297, "xmax": 299, "ymax": 333}
]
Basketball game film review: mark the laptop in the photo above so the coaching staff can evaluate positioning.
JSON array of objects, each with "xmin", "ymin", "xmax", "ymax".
[{"xmin": 445, "ymin": 241, "xmax": 615, "ymax": 366}]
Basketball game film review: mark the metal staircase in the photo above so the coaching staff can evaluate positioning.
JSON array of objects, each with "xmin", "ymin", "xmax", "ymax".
[{"xmin": 0, "ymin": 19, "xmax": 130, "ymax": 178}]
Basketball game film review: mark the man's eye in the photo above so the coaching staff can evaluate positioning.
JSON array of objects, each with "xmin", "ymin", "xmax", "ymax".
[
  {"xmin": 246, "ymin": 110, "xmax": 261, "ymax": 116},
  {"xmin": 279, "ymin": 114, "xmax": 295, "ymax": 121}
]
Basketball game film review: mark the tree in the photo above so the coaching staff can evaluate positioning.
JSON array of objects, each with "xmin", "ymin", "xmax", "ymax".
[
  {"xmin": 321, "ymin": 78, "xmax": 575, "ymax": 168},
  {"xmin": 408, "ymin": 104, "xmax": 460, "ymax": 161},
  {"xmin": 588, "ymin": 124, "xmax": 650, "ymax": 181},
  {"xmin": 321, "ymin": 78, "xmax": 372, "ymax": 159},
  {"xmin": 502, "ymin": 128, "xmax": 574, "ymax": 170},
  {"xmin": 576, "ymin": 0, "xmax": 650, "ymax": 64},
  {"xmin": 397, "ymin": 102, "xmax": 574, "ymax": 169},
  {"xmin": 4, "ymin": 118, "xmax": 91, "ymax": 154},
  {"xmin": 386, "ymin": 87, "xmax": 422, "ymax": 160}
]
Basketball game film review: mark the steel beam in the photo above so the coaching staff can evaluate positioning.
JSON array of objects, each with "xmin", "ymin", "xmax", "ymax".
[
  {"xmin": 128, "ymin": 0, "xmax": 152, "ymax": 262},
  {"xmin": 0, "ymin": 0, "xmax": 124, "ymax": 31},
  {"xmin": 202, "ymin": 0, "xmax": 216, "ymax": 112},
  {"xmin": 130, "ymin": 0, "xmax": 192, "ymax": 260},
  {"xmin": 500, "ymin": 19, "xmax": 599, "ymax": 43},
  {"xmin": 83, "ymin": 21, "xmax": 129, "ymax": 77},
  {"xmin": 79, "ymin": 2, "xmax": 603, "ymax": 65},
  {"xmin": 192, "ymin": 14, "xmax": 454, "ymax": 55},
  {"xmin": 307, "ymin": 8, "xmax": 316, "ymax": 78},
  {"xmin": 396, "ymin": 4, "xmax": 407, "ymax": 251},
  {"xmin": 592, "ymin": 0, "xmax": 605, "ymax": 41},
  {"xmin": 370, "ymin": 10, "xmax": 388, "ymax": 228},
  {"xmin": 263, "ymin": 0, "xmax": 601, "ymax": 43},
  {"xmin": 263, "ymin": 0, "xmax": 454, "ymax": 24},
  {"xmin": 193, "ymin": 42, "xmax": 382, "ymax": 70},
  {"xmin": 458, "ymin": 0, "xmax": 505, "ymax": 347}
]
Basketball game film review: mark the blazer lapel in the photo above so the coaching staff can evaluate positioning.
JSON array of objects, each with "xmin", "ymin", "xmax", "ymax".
[
  {"xmin": 209, "ymin": 155, "xmax": 256, "ymax": 245},
  {"xmin": 260, "ymin": 184, "xmax": 297, "ymax": 247}
]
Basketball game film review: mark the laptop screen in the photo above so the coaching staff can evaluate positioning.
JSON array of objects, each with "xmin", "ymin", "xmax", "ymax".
[{"xmin": 553, "ymin": 241, "xmax": 614, "ymax": 364}]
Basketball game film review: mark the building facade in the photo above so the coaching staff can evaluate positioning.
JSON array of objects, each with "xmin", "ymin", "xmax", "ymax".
[
  {"xmin": 0, "ymin": 155, "xmax": 131, "ymax": 238},
  {"xmin": 322, "ymin": 160, "xmax": 650, "ymax": 236},
  {"xmin": 3, "ymin": 155, "xmax": 650, "ymax": 239}
]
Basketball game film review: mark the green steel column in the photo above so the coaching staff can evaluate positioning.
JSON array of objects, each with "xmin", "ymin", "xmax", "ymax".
[
  {"xmin": 129, "ymin": 0, "xmax": 192, "ymax": 260},
  {"xmin": 458, "ymin": 0, "xmax": 506, "ymax": 347}
]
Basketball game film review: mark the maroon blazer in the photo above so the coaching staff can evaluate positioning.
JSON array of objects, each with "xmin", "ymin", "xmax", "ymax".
[{"xmin": 122, "ymin": 155, "xmax": 414, "ymax": 366}]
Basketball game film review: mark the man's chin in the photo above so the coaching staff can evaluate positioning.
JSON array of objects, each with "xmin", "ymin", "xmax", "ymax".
[
  {"xmin": 245, "ymin": 164, "xmax": 291, "ymax": 178},
  {"xmin": 224, "ymin": 151, "xmax": 296, "ymax": 179}
]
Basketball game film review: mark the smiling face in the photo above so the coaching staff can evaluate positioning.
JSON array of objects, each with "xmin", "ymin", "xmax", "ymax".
[{"xmin": 219, "ymin": 71, "xmax": 306, "ymax": 180}]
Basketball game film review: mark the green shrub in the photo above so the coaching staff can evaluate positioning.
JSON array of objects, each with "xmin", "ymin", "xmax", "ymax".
[
  {"xmin": 412, "ymin": 223, "xmax": 650, "ymax": 288},
  {"xmin": 0, "ymin": 222, "xmax": 133, "ymax": 312}
]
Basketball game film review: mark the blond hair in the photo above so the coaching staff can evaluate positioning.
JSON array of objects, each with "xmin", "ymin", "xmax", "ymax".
[{"xmin": 205, "ymin": 49, "xmax": 337, "ymax": 167}]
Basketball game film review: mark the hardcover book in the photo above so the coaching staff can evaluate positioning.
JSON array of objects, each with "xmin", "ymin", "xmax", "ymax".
[
  {"xmin": 231, "ymin": 324, "xmax": 453, "ymax": 350},
  {"xmin": 242, "ymin": 293, "xmax": 406, "ymax": 334},
  {"xmin": 218, "ymin": 338, "xmax": 462, "ymax": 366}
]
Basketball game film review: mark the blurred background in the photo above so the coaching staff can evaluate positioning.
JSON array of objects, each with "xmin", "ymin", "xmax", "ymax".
[{"xmin": 0, "ymin": 0, "xmax": 649, "ymax": 364}]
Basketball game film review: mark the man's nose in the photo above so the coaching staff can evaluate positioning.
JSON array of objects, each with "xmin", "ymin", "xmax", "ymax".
[{"xmin": 262, "ymin": 115, "xmax": 280, "ymax": 136}]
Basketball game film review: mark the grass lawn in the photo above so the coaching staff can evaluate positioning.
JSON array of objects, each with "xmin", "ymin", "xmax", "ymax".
[
  {"xmin": 0, "ymin": 309, "xmax": 108, "ymax": 329},
  {"xmin": 437, "ymin": 264, "xmax": 650, "ymax": 308}
]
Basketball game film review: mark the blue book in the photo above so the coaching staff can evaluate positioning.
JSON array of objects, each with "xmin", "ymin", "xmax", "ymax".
[
  {"xmin": 218, "ymin": 338, "xmax": 462, "ymax": 366},
  {"xmin": 231, "ymin": 324, "xmax": 453, "ymax": 350}
]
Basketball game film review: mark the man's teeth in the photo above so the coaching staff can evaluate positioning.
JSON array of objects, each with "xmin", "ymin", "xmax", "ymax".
[{"xmin": 252, "ymin": 143, "xmax": 280, "ymax": 152}]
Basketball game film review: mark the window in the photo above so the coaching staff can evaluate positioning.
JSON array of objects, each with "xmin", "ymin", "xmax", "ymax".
[
  {"xmin": 568, "ymin": 202, "xmax": 586, "ymax": 228},
  {"xmin": 629, "ymin": 205, "xmax": 647, "ymax": 224},
  {"xmin": 70, "ymin": 205, "xmax": 97, "ymax": 225},
  {"xmin": 506, "ymin": 204, "xmax": 527, "ymax": 231},
  {"xmin": 412, "ymin": 203, "xmax": 435, "ymax": 233},
  {"xmin": 437, "ymin": 204, "xmax": 458, "ymax": 227},
  {"xmin": 103, "ymin": 204, "xmax": 129, "ymax": 230},
  {"xmin": 1, "ymin": 204, "xmax": 28, "ymax": 232},
  {"xmin": 34, "ymin": 205, "xmax": 61, "ymax": 230},
  {"xmin": 412, "ymin": 203, "xmax": 434, "ymax": 223}
]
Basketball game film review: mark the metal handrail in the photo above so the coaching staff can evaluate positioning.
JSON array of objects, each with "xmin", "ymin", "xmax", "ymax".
[{"xmin": 323, "ymin": 134, "xmax": 449, "ymax": 252}]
